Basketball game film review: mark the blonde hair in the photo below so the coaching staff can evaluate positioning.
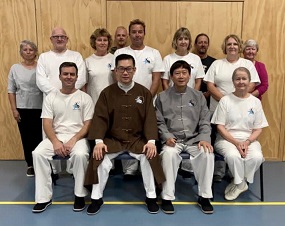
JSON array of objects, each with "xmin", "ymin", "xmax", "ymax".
[
  {"xmin": 172, "ymin": 27, "xmax": 192, "ymax": 50},
  {"xmin": 221, "ymin": 34, "xmax": 242, "ymax": 54},
  {"xmin": 19, "ymin": 40, "xmax": 38, "ymax": 59}
]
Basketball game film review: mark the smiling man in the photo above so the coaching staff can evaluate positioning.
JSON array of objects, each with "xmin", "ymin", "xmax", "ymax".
[
  {"xmin": 36, "ymin": 27, "xmax": 87, "ymax": 177},
  {"xmin": 84, "ymin": 54, "xmax": 165, "ymax": 215},
  {"xmin": 32, "ymin": 62, "xmax": 94, "ymax": 213},
  {"xmin": 112, "ymin": 19, "xmax": 165, "ymax": 179},
  {"xmin": 155, "ymin": 60, "xmax": 214, "ymax": 214}
]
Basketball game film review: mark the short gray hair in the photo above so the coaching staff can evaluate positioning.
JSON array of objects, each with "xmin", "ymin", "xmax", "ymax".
[
  {"xmin": 19, "ymin": 40, "xmax": 38, "ymax": 58},
  {"xmin": 243, "ymin": 39, "xmax": 259, "ymax": 52},
  {"xmin": 232, "ymin": 67, "xmax": 251, "ymax": 82}
]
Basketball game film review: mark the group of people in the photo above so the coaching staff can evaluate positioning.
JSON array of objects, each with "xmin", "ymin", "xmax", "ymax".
[{"xmin": 7, "ymin": 18, "xmax": 268, "ymax": 215}]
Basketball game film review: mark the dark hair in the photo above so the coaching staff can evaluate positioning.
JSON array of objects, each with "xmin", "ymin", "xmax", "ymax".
[
  {"xmin": 59, "ymin": 62, "xmax": 78, "ymax": 75},
  {"xmin": 115, "ymin": 54, "xmax": 136, "ymax": 67},
  {"xmin": 194, "ymin": 33, "xmax": 210, "ymax": 44},
  {"xmin": 129, "ymin": 19, "xmax": 146, "ymax": 34},
  {"xmin": 170, "ymin": 60, "xmax": 191, "ymax": 76}
]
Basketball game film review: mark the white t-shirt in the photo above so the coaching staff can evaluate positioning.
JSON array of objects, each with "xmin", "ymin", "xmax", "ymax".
[
  {"xmin": 85, "ymin": 53, "xmax": 114, "ymax": 104},
  {"xmin": 112, "ymin": 46, "xmax": 164, "ymax": 90},
  {"xmin": 161, "ymin": 52, "xmax": 205, "ymax": 88},
  {"xmin": 204, "ymin": 57, "xmax": 260, "ymax": 112},
  {"xmin": 211, "ymin": 93, "xmax": 268, "ymax": 140},
  {"xmin": 41, "ymin": 89, "xmax": 94, "ymax": 135},
  {"xmin": 8, "ymin": 63, "xmax": 43, "ymax": 109},
  {"xmin": 36, "ymin": 49, "xmax": 86, "ymax": 95}
]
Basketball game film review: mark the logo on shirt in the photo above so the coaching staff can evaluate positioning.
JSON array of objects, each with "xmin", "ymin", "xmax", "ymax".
[
  {"xmin": 144, "ymin": 58, "xmax": 151, "ymax": 64},
  {"xmin": 135, "ymin": 96, "xmax": 144, "ymax": 104},
  {"xmin": 188, "ymin": 99, "xmax": 196, "ymax": 107},
  {"xmin": 188, "ymin": 63, "xmax": 194, "ymax": 69},
  {"xmin": 248, "ymin": 108, "xmax": 254, "ymax": 115},
  {"xmin": 73, "ymin": 102, "xmax": 80, "ymax": 110},
  {"xmin": 108, "ymin": 63, "xmax": 112, "ymax": 69}
]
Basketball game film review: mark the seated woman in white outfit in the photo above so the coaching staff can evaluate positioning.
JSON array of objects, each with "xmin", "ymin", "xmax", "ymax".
[{"xmin": 211, "ymin": 67, "xmax": 268, "ymax": 201}]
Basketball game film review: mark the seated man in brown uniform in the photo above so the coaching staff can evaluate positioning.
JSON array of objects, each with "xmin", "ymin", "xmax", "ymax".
[{"xmin": 84, "ymin": 54, "xmax": 165, "ymax": 215}]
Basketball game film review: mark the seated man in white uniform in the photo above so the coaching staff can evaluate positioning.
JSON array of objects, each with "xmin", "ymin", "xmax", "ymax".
[
  {"xmin": 32, "ymin": 62, "xmax": 94, "ymax": 213},
  {"xmin": 155, "ymin": 60, "xmax": 214, "ymax": 214}
]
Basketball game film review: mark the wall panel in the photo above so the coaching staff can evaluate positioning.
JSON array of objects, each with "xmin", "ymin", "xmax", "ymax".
[
  {"xmin": 0, "ymin": 0, "xmax": 38, "ymax": 159},
  {"xmin": 177, "ymin": 1, "xmax": 243, "ymax": 59},
  {"xmin": 35, "ymin": 0, "xmax": 106, "ymax": 58},
  {"xmin": 243, "ymin": 0, "xmax": 285, "ymax": 160},
  {"xmin": 107, "ymin": 1, "xmax": 177, "ymax": 58}
]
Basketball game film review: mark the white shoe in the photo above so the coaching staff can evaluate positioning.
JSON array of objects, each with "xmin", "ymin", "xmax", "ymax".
[
  {"xmin": 225, "ymin": 180, "xmax": 235, "ymax": 195},
  {"xmin": 225, "ymin": 183, "xmax": 248, "ymax": 201}
]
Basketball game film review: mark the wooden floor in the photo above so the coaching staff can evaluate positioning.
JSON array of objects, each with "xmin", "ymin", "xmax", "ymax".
[{"xmin": 1, "ymin": 160, "xmax": 285, "ymax": 226}]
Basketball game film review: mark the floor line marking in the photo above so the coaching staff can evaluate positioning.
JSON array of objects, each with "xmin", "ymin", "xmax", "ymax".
[{"xmin": 1, "ymin": 201, "xmax": 285, "ymax": 206}]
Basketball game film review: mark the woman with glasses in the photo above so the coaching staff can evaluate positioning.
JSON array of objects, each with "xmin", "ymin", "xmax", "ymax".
[
  {"xmin": 7, "ymin": 40, "xmax": 43, "ymax": 177},
  {"xmin": 85, "ymin": 28, "xmax": 115, "ymax": 105}
]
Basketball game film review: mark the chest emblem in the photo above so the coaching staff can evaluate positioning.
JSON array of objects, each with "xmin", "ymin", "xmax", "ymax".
[
  {"xmin": 248, "ymin": 108, "xmax": 254, "ymax": 115},
  {"xmin": 144, "ymin": 58, "xmax": 151, "ymax": 64},
  {"xmin": 73, "ymin": 102, "xmax": 80, "ymax": 110},
  {"xmin": 135, "ymin": 96, "xmax": 144, "ymax": 104},
  {"xmin": 188, "ymin": 99, "xmax": 196, "ymax": 107}
]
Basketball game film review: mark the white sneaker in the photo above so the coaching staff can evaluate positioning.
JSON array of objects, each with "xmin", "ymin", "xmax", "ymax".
[
  {"xmin": 225, "ymin": 180, "xmax": 235, "ymax": 195},
  {"xmin": 225, "ymin": 183, "xmax": 248, "ymax": 201}
]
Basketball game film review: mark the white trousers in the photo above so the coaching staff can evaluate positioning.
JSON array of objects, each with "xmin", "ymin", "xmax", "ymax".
[
  {"xmin": 215, "ymin": 139, "xmax": 264, "ymax": 184},
  {"xmin": 32, "ymin": 134, "xmax": 89, "ymax": 203},
  {"xmin": 91, "ymin": 151, "xmax": 156, "ymax": 199},
  {"xmin": 160, "ymin": 143, "xmax": 214, "ymax": 200}
]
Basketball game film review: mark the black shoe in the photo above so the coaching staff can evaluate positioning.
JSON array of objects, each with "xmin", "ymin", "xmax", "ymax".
[
  {"xmin": 26, "ymin": 167, "xmax": 35, "ymax": 177},
  {"xmin": 197, "ymin": 197, "xmax": 214, "ymax": 214},
  {"xmin": 145, "ymin": 197, "xmax": 159, "ymax": 214},
  {"xmin": 87, "ymin": 198, "xmax": 104, "ymax": 215},
  {"xmin": 32, "ymin": 200, "xmax": 52, "ymax": 213},
  {"xmin": 161, "ymin": 199, "xmax": 174, "ymax": 214},
  {"xmin": 178, "ymin": 169, "xmax": 193, "ymax": 179},
  {"xmin": 73, "ymin": 196, "xmax": 85, "ymax": 212}
]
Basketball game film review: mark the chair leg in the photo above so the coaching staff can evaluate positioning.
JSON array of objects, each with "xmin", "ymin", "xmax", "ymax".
[
  {"xmin": 50, "ymin": 163, "xmax": 59, "ymax": 186},
  {"xmin": 260, "ymin": 163, "xmax": 264, "ymax": 201}
]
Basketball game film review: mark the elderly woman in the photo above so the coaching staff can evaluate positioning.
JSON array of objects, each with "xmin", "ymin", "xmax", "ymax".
[
  {"xmin": 7, "ymin": 40, "xmax": 43, "ymax": 176},
  {"xmin": 204, "ymin": 34, "xmax": 262, "ymax": 182},
  {"xmin": 243, "ymin": 39, "xmax": 269, "ymax": 100},
  {"xmin": 85, "ymin": 28, "xmax": 115, "ymax": 104},
  {"xmin": 211, "ymin": 67, "xmax": 268, "ymax": 200},
  {"xmin": 161, "ymin": 27, "xmax": 205, "ymax": 91}
]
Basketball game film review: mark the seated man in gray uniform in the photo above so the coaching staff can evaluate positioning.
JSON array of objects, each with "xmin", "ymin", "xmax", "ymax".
[{"xmin": 155, "ymin": 60, "xmax": 214, "ymax": 214}]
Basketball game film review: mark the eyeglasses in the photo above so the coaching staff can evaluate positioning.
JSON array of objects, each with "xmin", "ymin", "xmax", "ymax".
[
  {"xmin": 51, "ymin": 35, "xmax": 67, "ymax": 40},
  {"xmin": 116, "ymin": 67, "xmax": 134, "ymax": 73}
]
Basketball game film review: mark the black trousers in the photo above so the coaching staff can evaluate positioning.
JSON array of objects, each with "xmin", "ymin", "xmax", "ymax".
[{"xmin": 17, "ymin": 109, "xmax": 42, "ymax": 167}]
